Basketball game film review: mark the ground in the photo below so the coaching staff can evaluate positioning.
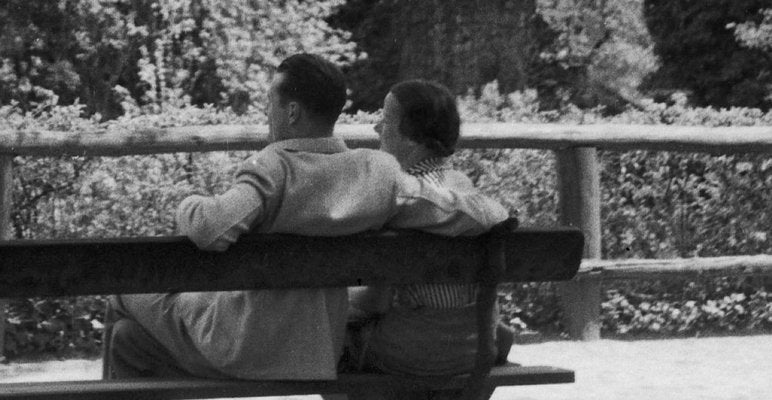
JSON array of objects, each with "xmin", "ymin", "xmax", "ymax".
[{"xmin": 2, "ymin": 335, "xmax": 771, "ymax": 400}]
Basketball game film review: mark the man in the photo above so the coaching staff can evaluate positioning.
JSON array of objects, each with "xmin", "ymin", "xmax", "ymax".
[{"xmin": 109, "ymin": 53, "xmax": 508, "ymax": 380}]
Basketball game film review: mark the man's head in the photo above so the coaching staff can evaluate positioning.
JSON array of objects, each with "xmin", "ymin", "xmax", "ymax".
[
  {"xmin": 376, "ymin": 79, "xmax": 460, "ymax": 163},
  {"xmin": 268, "ymin": 54, "xmax": 347, "ymax": 141}
]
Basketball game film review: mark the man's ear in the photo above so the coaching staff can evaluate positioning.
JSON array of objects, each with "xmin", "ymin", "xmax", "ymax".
[{"xmin": 287, "ymin": 101, "xmax": 301, "ymax": 125}]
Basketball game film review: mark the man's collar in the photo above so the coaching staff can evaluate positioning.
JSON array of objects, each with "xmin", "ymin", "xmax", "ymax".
[{"xmin": 269, "ymin": 137, "xmax": 348, "ymax": 154}]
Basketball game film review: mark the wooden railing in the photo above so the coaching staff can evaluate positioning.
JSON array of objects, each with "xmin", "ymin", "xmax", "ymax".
[
  {"xmin": 2, "ymin": 123, "xmax": 771, "ymax": 155},
  {"xmin": 0, "ymin": 122, "xmax": 771, "ymax": 347}
]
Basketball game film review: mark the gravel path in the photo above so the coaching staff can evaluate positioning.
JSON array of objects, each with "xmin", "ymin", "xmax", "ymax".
[
  {"xmin": 501, "ymin": 335, "xmax": 772, "ymax": 400},
  {"xmin": 2, "ymin": 335, "xmax": 771, "ymax": 400}
]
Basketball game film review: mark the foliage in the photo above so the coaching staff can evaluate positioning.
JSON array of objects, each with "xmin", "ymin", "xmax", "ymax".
[
  {"xmin": 601, "ymin": 279, "xmax": 772, "ymax": 336},
  {"xmin": 536, "ymin": 0, "xmax": 659, "ymax": 111},
  {"xmin": 499, "ymin": 283, "xmax": 565, "ymax": 335},
  {"xmin": 643, "ymin": 0, "xmax": 772, "ymax": 110},
  {"xmin": 330, "ymin": 0, "xmax": 658, "ymax": 113},
  {"xmin": 3, "ymin": 82, "xmax": 772, "ymax": 356},
  {"xmin": 0, "ymin": 0, "xmax": 357, "ymax": 119},
  {"xmin": 729, "ymin": 8, "xmax": 772, "ymax": 104},
  {"xmin": 0, "ymin": 1, "xmax": 101, "ymax": 113},
  {"xmin": 730, "ymin": 8, "xmax": 772, "ymax": 51},
  {"xmin": 455, "ymin": 83, "xmax": 772, "ymax": 336},
  {"xmin": 0, "ymin": 97, "xmax": 267, "ymax": 241},
  {"xmin": 4, "ymin": 296, "xmax": 106, "ymax": 358},
  {"xmin": 1, "ymin": 101, "xmax": 266, "ymax": 358}
]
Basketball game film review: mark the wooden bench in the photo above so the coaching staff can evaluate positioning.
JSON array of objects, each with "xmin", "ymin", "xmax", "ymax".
[{"xmin": 0, "ymin": 219, "xmax": 583, "ymax": 400}]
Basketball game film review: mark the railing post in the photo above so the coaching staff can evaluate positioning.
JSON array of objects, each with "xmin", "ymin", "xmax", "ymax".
[
  {"xmin": 555, "ymin": 148, "xmax": 602, "ymax": 341},
  {"xmin": 0, "ymin": 155, "xmax": 12, "ymax": 361}
]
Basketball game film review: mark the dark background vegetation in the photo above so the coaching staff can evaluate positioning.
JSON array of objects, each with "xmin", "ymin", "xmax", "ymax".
[{"xmin": 1, "ymin": 0, "xmax": 771, "ymax": 358}]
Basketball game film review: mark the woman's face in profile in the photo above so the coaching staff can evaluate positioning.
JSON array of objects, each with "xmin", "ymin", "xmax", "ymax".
[{"xmin": 375, "ymin": 92, "xmax": 404, "ymax": 156}]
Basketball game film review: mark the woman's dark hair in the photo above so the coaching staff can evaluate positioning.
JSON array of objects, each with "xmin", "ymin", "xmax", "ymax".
[
  {"xmin": 389, "ymin": 79, "xmax": 460, "ymax": 157},
  {"xmin": 276, "ymin": 54, "xmax": 347, "ymax": 126}
]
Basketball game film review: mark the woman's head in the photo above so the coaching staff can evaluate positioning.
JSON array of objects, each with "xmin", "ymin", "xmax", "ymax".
[{"xmin": 375, "ymin": 80, "xmax": 460, "ymax": 160}]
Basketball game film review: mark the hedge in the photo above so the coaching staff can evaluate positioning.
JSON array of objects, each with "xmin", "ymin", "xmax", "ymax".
[{"xmin": 2, "ymin": 85, "xmax": 771, "ymax": 357}]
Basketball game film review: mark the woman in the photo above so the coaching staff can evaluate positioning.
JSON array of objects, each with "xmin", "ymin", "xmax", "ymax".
[{"xmin": 347, "ymin": 79, "xmax": 514, "ymax": 376}]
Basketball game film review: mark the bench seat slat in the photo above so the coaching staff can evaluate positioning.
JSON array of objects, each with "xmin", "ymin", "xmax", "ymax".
[
  {"xmin": 0, "ymin": 365, "xmax": 574, "ymax": 400},
  {"xmin": 0, "ymin": 228, "xmax": 582, "ymax": 297}
]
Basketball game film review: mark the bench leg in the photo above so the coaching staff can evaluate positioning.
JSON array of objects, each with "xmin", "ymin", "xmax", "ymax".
[
  {"xmin": 336, "ymin": 391, "xmax": 392, "ymax": 400},
  {"xmin": 0, "ymin": 299, "xmax": 6, "ymax": 363},
  {"xmin": 101, "ymin": 298, "xmax": 116, "ymax": 379},
  {"xmin": 325, "ymin": 393, "xmax": 391, "ymax": 400},
  {"xmin": 475, "ymin": 388, "xmax": 495, "ymax": 400},
  {"xmin": 340, "ymin": 389, "xmax": 431, "ymax": 400},
  {"xmin": 428, "ymin": 388, "xmax": 494, "ymax": 400},
  {"xmin": 339, "ymin": 388, "xmax": 497, "ymax": 400}
]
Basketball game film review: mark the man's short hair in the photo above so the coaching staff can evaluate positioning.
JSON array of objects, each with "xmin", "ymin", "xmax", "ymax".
[
  {"xmin": 389, "ymin": 79, "xmax": 460, "ymax": 157},
  {"xmin": 276, "ymin": 54, "xmax": 346, "ymax": 126}
]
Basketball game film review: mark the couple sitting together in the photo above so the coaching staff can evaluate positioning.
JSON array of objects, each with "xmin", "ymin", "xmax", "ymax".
[{"xmin": 108, "ymin": 53, "xmax": 514, "ymax": 381}]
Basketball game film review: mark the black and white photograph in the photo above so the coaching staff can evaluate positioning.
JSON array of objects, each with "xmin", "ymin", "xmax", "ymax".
[{"xmin": 0, "ymin": 1, "xmax": 771, "ymax": 399}]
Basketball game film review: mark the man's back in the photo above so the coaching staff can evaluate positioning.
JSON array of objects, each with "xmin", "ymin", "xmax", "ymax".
[
  {"xmin": 234, "ymin": 138, "xmax": 403, "ymax": 236},
  {"xmin": 174, "ymin": 137, "xmax": 404, "ymax": 380}
]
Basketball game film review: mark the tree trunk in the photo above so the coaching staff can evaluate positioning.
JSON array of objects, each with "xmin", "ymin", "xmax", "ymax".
[
  {"xmin": 331, "ymin": 0, "xmax": 553, "ymax": 111},
  {"xmin": 394, "ymin": 0, "xmax": 543, "ymax": 95}
]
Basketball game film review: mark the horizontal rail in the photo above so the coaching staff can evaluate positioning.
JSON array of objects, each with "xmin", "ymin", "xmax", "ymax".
[
  {"xmin": 0, "ymin": 228, "xmax": 582, "ymax": 297},
  {"xmin": 0, "ymin": 365, "xmax": 574, "ymax": 400},
  {"xmin": 0, "ymin": 123, "xmax": 770, "ymax": 156},
  {"xmin": 578, "ymin": 255, "xmax": 772, "ymax": 280}
]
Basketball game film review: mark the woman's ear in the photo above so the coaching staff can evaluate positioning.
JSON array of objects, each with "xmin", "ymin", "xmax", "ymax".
[{"xmin": 287, "ymin": 101, "xmax": 301, "ymax": 125}]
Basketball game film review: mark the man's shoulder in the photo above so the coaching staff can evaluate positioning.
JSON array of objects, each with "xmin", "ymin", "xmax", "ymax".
[
  {"xmin": 234, "ymin": 147, "xmax": 289, "ymax": 187},
  {"xmin": 241, "ymin": 149, "xmax": 281, "ymax": 171},
  {"xmin": 237, "ymin": 147, "xmax": 403, "ymax": 182}
]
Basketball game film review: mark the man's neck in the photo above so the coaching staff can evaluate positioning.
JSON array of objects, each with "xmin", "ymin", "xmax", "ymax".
[{"xmin": 279, "ymin": 120, "xmax": 335, "ymax": 141}]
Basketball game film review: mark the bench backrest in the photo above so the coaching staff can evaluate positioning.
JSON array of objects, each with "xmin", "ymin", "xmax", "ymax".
[
  {"xmin": 0, "ymin": 222, "xmax": 583, "ymax": 297},
  {"xmin": 0, "ymin": 219, "xmax": 583, "ymax": 400}
]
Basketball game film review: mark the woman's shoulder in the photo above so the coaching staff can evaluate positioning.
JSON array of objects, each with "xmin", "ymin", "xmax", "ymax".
[{"xmin": 441, "ymin": 169, "xmax": 476, "ymax": 192}]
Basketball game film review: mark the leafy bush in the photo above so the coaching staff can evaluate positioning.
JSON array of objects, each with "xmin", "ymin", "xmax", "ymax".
[
  {"xmin": 1, "ymin": 101, "xmax": 267, "ymax": 358},
  {"xmin": 458, "ymin": 83, "xmax": 772, "ymax": 337},
  {"xmin": 643, "ymin": 0, "xmax": 772, "ymax": 109},
  {"xmin": 499, "ymin": 283, "xmax": 565, "ymax": 336},
  {"xmin": 601, "ymin": 278, "xmax": 772, "ymax": 336},
  {"xmin": 3, "ymin": 83, "xmax": 772, "ymax": 357},
  {"xmin": 4, "ymin": 296, "xmax": 106, "ymax": 358},
  {"xmin": 0, "ymin": 0, "xmax": 357, "ymax": 119}
]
